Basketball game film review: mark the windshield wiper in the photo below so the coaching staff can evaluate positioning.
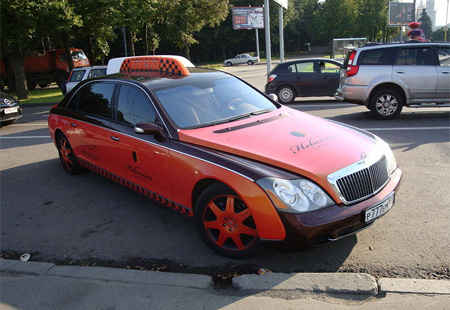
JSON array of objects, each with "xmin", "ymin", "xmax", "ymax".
[{"xmin": 228, "ymin": 109, "xmax": 272, "ymax": 122}]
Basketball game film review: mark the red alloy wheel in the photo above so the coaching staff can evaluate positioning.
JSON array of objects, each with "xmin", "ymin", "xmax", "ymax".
[
  {"xmin": 59, "ymin": 137, "xmax": 73, "ymax": 170},
  {"xmin": 202, "ymin": 194, "xmax": 258, "ymax": 251}
]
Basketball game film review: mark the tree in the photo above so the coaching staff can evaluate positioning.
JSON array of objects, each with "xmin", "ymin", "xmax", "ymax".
[
  {"xmin": 158, "ymin": 0, "xmax": 230, "ymax": 59},
  {"xmin": 418, "ymin": 9, "xmax": 433, "ymax": 40},
  {"xmin": 1, "ymin": 0, "xmax": 78, "ymax": 98}
]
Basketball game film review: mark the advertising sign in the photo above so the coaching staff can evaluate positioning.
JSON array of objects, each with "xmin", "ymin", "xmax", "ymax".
[
  {"xmin": 232, "ymin": 7, "xmax": 264, "ymax": 30},
  {"xmin": 388, "ymin": 2, "xmax": 415, "ymax": 26}
]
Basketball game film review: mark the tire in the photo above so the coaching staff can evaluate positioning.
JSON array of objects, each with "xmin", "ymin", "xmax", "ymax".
[
  {"xmin": 56, "ymin": 133, "xmax": 84, "ymax": 175},
  {"xmin": 55, "ymin": 72, "xmax": 68, "ymax": 87},
  {"xmin": 369, "ymin": 88, "xmax": 403, "ymax": 120},
  {"xmin": 226, "ymin": 62, "xmax": 233, "ymax": 67},
  {"xmin": 194, "ymin": 183, "xmax": 262, "ymax": 259},
  {"xmin": 247, "ymin": 60, "xmax": 254, "ymax": 65},
  {"xmin": 39, "ymin": 83, "xmax": 50, "ymax": 88},
  {"xmin": 27, "ymin": 79, "xmax": 36, "ymax": 91},
  {"xmin": 277, "ymin": 85, "xmax": 296, "ymax": 104}
]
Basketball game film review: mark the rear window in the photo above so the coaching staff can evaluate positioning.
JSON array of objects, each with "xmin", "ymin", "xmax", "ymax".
[{"xmin": 358, "ymin": 47, "xmax": 398, "ymax": 65}]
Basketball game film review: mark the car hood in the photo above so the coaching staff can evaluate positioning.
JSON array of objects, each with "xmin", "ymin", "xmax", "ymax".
[{"xmin": 178, "ymin": 106, "xmax": 379, "ymax": 191}]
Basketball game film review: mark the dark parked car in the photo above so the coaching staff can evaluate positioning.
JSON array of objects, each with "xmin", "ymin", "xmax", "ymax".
[
  {"xmin": 0, "ymin": 92, "xmax": 22, "ymax": 126},
  {"xmin": 265, "ymin": 59, "xmax": 342, "ymax": 104}
]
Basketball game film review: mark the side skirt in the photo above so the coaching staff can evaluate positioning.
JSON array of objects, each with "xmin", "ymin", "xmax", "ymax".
[{"xmin": 78, "ymin": 158, "xmax": 194, "ymax": 218}]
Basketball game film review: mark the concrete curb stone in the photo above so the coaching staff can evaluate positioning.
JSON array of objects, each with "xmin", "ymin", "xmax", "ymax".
[
  {"xmin": 232, "ymin": 273, "xmax": 378, "ymax": 295},
  {"xmin": 379, "ymin": 278, "xmax": 450, "ymax": 295},
  {"xmin": 0, "ymin": 259, "xmax": 212, "ymax": 289}
]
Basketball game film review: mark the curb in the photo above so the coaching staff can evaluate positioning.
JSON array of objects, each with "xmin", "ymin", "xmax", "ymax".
[
  {"xmin": 2, "ymin": 259, "xmax": 449, "ymax": 295},
  {"xmin": 232, "ymin": 273, "xmax": 378, "ymax": 295},
  {"xmin": 0, "ymin": 259, "xmax": 213, "ymax": 289}
]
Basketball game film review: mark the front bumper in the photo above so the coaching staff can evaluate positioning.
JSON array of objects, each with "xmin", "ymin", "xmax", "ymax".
[{"xmin": 263, "ymin": 167, "xmax": 402, "ymax": 251}]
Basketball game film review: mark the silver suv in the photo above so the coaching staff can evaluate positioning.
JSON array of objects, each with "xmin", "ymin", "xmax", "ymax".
[{"xmin": 334, "ymin": 42, "xmax": 450, "ymax": 119}]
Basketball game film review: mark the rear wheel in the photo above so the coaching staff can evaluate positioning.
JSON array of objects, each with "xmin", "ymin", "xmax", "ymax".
[
  {"xmin": 277, "ymin": 85, "xmax": 296, "ymax": 104},
  {"xmin": 194, "ymin": 183, "xmax": 262, "ymax": 259},
  {"xmin": 57, "ymin": 133, "xmax": 84, "ymax": 175},
  {"xmin": 370, "ymin": 88, "xmax": 403, "ymax": 120},
  {"xmin": 247, "ymin": 60, "xmax": 254, "ymax": 65}
]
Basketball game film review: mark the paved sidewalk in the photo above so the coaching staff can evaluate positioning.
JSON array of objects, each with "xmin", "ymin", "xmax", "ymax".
[{"xmin": 1, "ymin": 259, "xmax": 449, "ymax": 310}]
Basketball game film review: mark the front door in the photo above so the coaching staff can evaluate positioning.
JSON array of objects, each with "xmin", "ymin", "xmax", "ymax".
[{"xmin": 109, "ymin": 83, "xmax": 172, "ymax": 200}]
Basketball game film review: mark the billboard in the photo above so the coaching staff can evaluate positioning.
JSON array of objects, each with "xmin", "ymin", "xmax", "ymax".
[
  {"xmin": 232, "ymin": 7, "xmax": 264, "ymax": 30},
  {"xmin": 388, "ymin": 2, "xmax": 415, "ymax": 26}
]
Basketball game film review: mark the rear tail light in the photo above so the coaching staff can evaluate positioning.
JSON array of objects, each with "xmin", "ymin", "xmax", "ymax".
[
  {"xmin": 345, "ymin": 50, "xmax": 359, "ymax": 77},
  {"xmin": 268, "ymin": 74, "xmax": 277, "ymax": 83}
]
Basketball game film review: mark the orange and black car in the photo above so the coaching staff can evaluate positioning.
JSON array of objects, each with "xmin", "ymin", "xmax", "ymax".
[{"xmin": 48, "ymin": 56, "xmax": 402, "ymax": 258}]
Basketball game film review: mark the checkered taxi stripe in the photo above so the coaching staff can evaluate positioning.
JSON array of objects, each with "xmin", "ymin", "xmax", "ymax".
[
  {"xmin": 78, "ymin": 158, "xmax": 194, "ymax": 218},
  {"xmin": 119, "ymin": 57, "xmax": 190, "ymax": 77}
]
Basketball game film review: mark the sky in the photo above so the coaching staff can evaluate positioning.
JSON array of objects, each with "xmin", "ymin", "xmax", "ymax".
[{"xmin": 405, "ymin": 0, "xmax": 449, "ymax": 27}]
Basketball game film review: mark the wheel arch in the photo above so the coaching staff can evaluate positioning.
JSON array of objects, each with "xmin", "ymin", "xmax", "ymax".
[{"xmin": 368, "ymin": 83, "xmax": 406, "ymax": 107}]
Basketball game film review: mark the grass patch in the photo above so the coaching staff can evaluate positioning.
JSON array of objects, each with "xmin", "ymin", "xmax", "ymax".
[{"xmin": 8, "ymin": 85, "xmax": 63, "ymax": 105}]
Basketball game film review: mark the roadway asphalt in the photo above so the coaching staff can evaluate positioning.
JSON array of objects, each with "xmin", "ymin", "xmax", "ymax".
[
  {"xmin": 2, "ymin": 47, "xmax": 449, "ymax": 309},
  {"xmin": 1, "ymin": 259, "xmax": 449, "ymax": 309}
]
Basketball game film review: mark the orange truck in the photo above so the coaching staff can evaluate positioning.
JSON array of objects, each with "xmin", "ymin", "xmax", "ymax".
[{"xmin": 0, "ymin": 48, "xmax": 90, "ymax": 90}]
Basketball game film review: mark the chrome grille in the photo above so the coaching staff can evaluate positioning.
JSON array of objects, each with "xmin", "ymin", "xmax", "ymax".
[{"xmin": 335, "ymin": 156, "xmax": 389, "ymax": 204}]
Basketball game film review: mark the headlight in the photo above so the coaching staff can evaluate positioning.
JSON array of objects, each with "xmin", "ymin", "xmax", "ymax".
[
  {"xmin": 375, "ymin": 137, "xmax": 397, "ymax": 175},
  {"xmin": 257, "ymin": 177, "xmax": 334, "ymax": 213}
]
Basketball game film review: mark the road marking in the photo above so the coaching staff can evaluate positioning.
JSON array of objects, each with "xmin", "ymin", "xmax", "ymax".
[
  {"xmin": 0, "ymin": 136, "xmax": 50, "ymax": 139},
  {"xmin": 363, "ymin": 127, "xmax": 450, "ymax": 131}
]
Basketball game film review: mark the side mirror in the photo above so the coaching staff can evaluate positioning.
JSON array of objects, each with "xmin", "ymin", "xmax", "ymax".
[
  {"xmin": 268, "ymin": 93, "xmax": 278, "ymax": 102},
  {"xmin": 134, "ymin": 122, "xmax": 167, "ymax": 142}
]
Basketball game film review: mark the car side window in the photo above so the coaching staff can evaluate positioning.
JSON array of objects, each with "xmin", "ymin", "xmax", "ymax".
[
  {"xmin": 296, "ymin": 62, "xmax": 315, "ymax": 73},
  {"xmin": 359, "ymin": 48, "xmax": 397, "ymax": 65},
  {"xmin": 437, "ymin": 46, "xmax": 450, "ymax": 66},
  {"xmin": 78, "ymin": 82, "xmax": 114, "ymax": 118},
  {"xmin": 116, "ymin": 84, "xmax": 156, "ymax": 126},
  {"xmin": 395, "ymin": 47, "xmax": 433, "ymax": 66}
]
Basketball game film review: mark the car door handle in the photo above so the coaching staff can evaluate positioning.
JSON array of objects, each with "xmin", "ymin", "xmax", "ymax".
[
  {"xmin": 396, "ymin": 71, "xmax": 405, "ymax": 74},
  {"xmin": 442, "ymin": 71, "xmax": 449, "ymax": 74},
  {"xmin": 70, "ymin": 123, "xmax": 77, "ymax": 127},
  {"xmin": 110, "ymin": 136, "xmax": 120, "ymax": 141}
]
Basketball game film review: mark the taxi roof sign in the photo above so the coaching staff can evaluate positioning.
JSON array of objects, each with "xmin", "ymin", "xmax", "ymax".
[{"xmin": 107, "ymin": 55, "xmax": 194, "ymax": 75}]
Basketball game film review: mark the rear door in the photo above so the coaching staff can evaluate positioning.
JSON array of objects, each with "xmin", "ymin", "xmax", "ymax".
[
  {"xmin": 435, "ymin": 45, "xmax": 450, "ymax": 101},
  {"xmin": 394, "ymin": 46, "xmax": 437, "ymax": 101},
  {"xmin": 287, "ymin": 61, "xmax": 317, "ymax": 96},
  {"xmin": 67, "ymin": 81, "xmax": 115, "ymax": 171}
]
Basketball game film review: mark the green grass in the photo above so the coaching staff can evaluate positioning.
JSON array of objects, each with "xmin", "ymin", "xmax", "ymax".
[{"xmin": 9, "ymin": 85, "xmax": 63, "ymax": 105}]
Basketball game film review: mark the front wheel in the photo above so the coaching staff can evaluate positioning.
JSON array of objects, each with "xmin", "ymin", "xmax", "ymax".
[
  {"xmin": 194, "ymin": 183, "xmax": 262, "ymax": 259},
  {"xmin": 226, "ymin": 62, "xmax": 233, "ymax": 67},
  {"xmin": 277, "ymin": 85, "xmax": 296, "ymax": 104},
  {"xmin": 369, "ymin": 89, "xmax": 403, "ymax": 120},
  {"xmin": 56, "ymin": 133, "xmax": 84, "ymax": 175}
]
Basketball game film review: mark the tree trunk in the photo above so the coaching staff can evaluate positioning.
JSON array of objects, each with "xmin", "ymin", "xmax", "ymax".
[
  {"xmin": 62, "ymin": 30, "xmax": 74, "ymax": 71},
  {"xmin": 144, "ymin": 24, "xmax": 149, "ymax": 55},
  {"xmin": 127, "ymin": 30, "xmax": 135, "ymax": 56},
  {"xmin": 8, "ymin": 54, "xmax": 29, "ymax": 99},
  {"xmin": 86, "ymin": 35, "xmax": 95, "ymax": 65},
  {"xmin": 185, "ymin": 44, "xmax": 190, "ymax": 61}
]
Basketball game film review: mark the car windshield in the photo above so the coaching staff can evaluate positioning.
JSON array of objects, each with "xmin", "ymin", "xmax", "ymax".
[
  {"xmin": 153, "ymin": 75, "xmax": 277, "ymax": 129},
  {"xmin": 71, "ymin": 51, "xmax": 88, "ymax": 60}
]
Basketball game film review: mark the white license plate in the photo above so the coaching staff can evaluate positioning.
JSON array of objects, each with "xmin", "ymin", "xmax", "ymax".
[
  {"xmin": 365, "ymin": 193, "xmax": 395, "ymax": 222},
  {"xmin": 4, "ymin": 107, "xmax": 18, "ymax": 114}
]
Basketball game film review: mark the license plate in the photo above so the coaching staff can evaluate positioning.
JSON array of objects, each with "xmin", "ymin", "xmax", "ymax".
[
  {"xmin": 4, "ymin": 107, "xmax": 18, "ymax": 114},
  {"xmin": 365, "ymin": 193, "xmax": 395, "ymax": 223}
]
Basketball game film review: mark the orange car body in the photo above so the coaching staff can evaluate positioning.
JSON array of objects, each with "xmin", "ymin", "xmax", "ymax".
[{"xmin": 48, "ymin": 56, "xmax": 402, "ymax": 257}]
